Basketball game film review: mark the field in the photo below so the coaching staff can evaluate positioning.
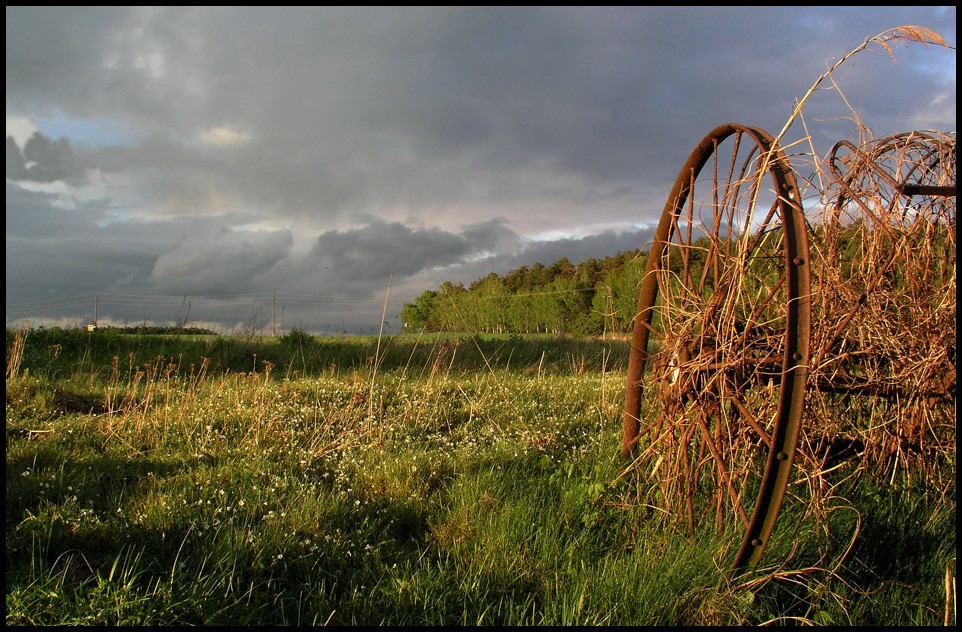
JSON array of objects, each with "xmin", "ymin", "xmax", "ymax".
[{"xmin": 5, "ymin": 327, "xmax": 956, "ymax": 625}]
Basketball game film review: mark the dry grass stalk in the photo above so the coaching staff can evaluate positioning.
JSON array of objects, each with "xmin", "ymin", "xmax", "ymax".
[{"xmin": 6, "ymin": 326, "xmax": 29, "ymax": 380}]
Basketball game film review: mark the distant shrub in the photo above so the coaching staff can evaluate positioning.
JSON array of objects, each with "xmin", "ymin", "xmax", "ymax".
[{"xmin": 279, "ymin": 327, "xmax": 316, "ymax": 348}]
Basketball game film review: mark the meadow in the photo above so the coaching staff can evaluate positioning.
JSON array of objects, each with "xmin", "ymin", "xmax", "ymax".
[{"xmin": 5, "ymin": 326, "xmax": 955, "ymax": 625}]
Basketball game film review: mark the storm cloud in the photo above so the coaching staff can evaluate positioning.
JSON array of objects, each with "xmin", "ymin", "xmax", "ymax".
[{"xmin": 5, "ymin": 7, "xmax": 956, "ymax": 332}]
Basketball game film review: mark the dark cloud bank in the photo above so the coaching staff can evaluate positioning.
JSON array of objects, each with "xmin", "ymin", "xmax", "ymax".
[{"xmin": 6, "ymin": 7, "xmax": 955, "ymax": 332}]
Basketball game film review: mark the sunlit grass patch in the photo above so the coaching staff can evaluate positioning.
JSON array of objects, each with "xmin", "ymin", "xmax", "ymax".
[{"xmin": 5, "ymin": 327, "xmax": 955, "ymax": 625}]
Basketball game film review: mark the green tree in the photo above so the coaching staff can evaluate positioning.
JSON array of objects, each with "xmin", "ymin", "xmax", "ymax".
[
  {"xmin": 432, "ymin": 282, "xmax": 467, "ymax": 332},
  {"xmin": 504, "ymin": 265, "xmax": 528, "ymax": 293},
  {"xmin": 523, "ymin": 262, "xmax": 551, "ymax": 290},
  {"xmin": 607, "ymin": 253, "xmax": 647, "ymax": 332},
  {"xmin": 472, "ymin": 274, "xmax": 510, "ymax": 333},
  {"xmin": 548, "ymin": 257, "xmax": 576, "ymax": 281},
  {"xmin": 401, "ymin": 290, "xmax": 439, "ymax": 332}
]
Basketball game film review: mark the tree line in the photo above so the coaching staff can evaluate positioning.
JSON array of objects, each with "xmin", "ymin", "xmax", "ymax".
[
  {"xmin": 401, "ymin": 249, "xmax": 650, "ymax": 336},
  {"xmin": 400, "ymin": 215, "xmax": 956, "ymax": 337}
]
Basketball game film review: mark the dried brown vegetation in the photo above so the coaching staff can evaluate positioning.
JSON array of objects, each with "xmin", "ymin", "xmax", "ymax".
[{"xmin": 619, "ymin": 25, "xmax": 955, "ymax": 581}]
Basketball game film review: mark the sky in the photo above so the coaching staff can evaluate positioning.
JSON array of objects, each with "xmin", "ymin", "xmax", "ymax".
[{"xmin": 6, "ymin": 7, "xmax": 956, "ymax": 335}]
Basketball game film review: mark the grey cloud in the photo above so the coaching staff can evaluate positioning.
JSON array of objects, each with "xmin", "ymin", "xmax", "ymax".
[
  {"xmin": 6, "ymin": 181, "xmax": 281, "ymax": 305},
  {"xmin": 6, "ymin": 137, "xmax": 28, "ymax": 179},
  {"xmin": 5, "ymin": 6, "xmax": 127, "ymax": 111},
  {"xmin": 148, "ymin": 228, "xmax": 293, "ymax": 295},
  {"xmin": 5, "ymin": 7, "xmax": 956, "ymax": 332},
  {"xmin": 518, "ymin": 229, "xmax": 656, "ymax": 268},
  {"xmin": 460, "ymin": 218, "xmax": 524, "ymax": 256},
  {"xmin": 9, "ymin": 7, "xmax": 954, "ymax": 229},
  {"xmin": 7, "ymin": 133, "xmax": 88, "ymax": 183},
  {"xmin": 452, "ymin": 227, "xmax": 658, "ymax": 285},
  {"xmin": 5, "ymin": 181, "xmax": 107, "ymax": 239},
  {"xmin": 6, "ymin": 183, "xmax": 166, "ymax": 303},
  {"xmin": 310, "ymin": 216, "xmax": 472, "ymax": 282}
]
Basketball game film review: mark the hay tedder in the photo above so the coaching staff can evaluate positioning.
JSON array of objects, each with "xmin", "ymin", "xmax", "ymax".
[{"xmin": 620, "ymin": 123, "xmax": 956, "ymax": 572}]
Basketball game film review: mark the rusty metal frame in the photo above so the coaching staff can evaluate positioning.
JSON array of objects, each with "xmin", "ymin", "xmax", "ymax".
[
  {"xmin": 621, "ymin": 123, "xmax": 812, "ymax": 572},
  {"xmin": 622, "ymin": 123, "xmax": 957, "ymax": 575}
]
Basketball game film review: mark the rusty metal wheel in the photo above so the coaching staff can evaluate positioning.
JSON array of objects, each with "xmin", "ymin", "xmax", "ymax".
[
  {"xmin": 621, "ymin": 123, "xmax": 811, "ymax": 571},
  {"xmin": 805, "ymin": 131, "xmax": 956, "ymax": 479}
]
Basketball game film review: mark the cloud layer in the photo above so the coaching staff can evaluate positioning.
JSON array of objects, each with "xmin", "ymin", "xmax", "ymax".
[{"xmin": 6, "ymin": 7, "xmax": 956, "ymax": 332}]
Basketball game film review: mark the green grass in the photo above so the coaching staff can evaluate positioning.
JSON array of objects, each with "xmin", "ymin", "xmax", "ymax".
[{"xmin": 5, "ymin": 327, "xmax": 956, "ymax": 625}]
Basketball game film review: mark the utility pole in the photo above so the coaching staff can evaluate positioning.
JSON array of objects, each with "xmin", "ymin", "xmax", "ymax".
[
  {"xmin": 272, "ymin": 291, "xmax": 276, "ymax": 337},
  {"xmin": 94, "ymin": 292, "xmax": 99, "ymax": 326}
]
